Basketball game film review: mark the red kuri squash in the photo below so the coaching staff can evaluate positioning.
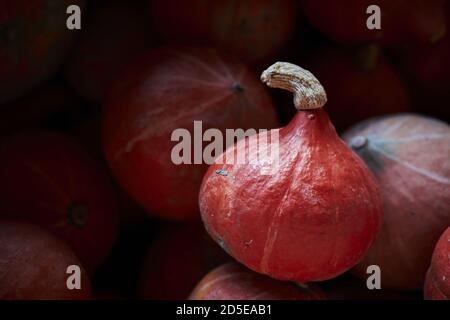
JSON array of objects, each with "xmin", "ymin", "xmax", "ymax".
[
  {"xmin": 0, "ymin": 0, "xmax": 84, "ymax": 104},
  {"xmin": 395, "ymin": 7, "xmax": 450, "ymax": 121},
  {"xmin": 190, "ymin": 262, "xmax": 326, "ymax": 300},
  {"xmin": 199, "ymin": 62, "xmax": 382, "ymax": 283},
  {"xmin": 424, "ymin": 227, "xmax": 450, "ymax": 300},
  {"xmin": 0, "ymin": 132, "xmax": 119, "ymax": 272},
  {"xmin": 102, "ymin": 46, "xmax": 278, "ymax": 221},
  {"xmin": 0, "ymin": 221, "xmax": 91, "ymax": 300},
  {"xmin": 148, "ymin": 0, "xmax": 297, "ymax": 65},
  {"xmin": 139, "ymin": 223, "xmax": 229, "ymax": 300}
]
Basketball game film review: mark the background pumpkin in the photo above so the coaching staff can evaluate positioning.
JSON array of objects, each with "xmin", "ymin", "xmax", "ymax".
[
  {"xmin": 393, "ymin": 6, "xmax": 450, "ymax": 122},
  {"xmin": 0, "ymin": 84, "xmax": 84, "ymax": 138},
  {"xmin": 301, "ymin": 0, "xmax": 447, "ymax": 45},
  {"xmin": 0, "ymin": 0, "xmax": 85, "ymax": 104},
  {"xmin": 190, "ymin": 262, "xmax": 326, "ymax": 300},
  {"xmin": 65, "ymin": 0, "xmax": 153, "ymax": 102},
  {"xmin": 148, "ymin": 0, "xmax": 297, "ymax": 66},
  {"xmin": 0, "ymin": 221, "xmax": 92, "ymax": 300},
  {"xmin": 343, "ymin": 113, "xmax": 450, "ymax": 290},
  {"xmin": 424, "ymin": 227, "xmax": 450, "ymax": 300},
  {"xmin": 300, "ymin": 45, "xmax": 410, "ymax": 132},
  {"xmin": 102, "ymin": 46, "xmax": 278, "ymax": 221},
  {"xmin": 139, "ymin": 223, "xmax": 229, "ymax": 300},
  {"xmin": 0, "ymin": 132, "xmax": 119, "ymax": 272}
]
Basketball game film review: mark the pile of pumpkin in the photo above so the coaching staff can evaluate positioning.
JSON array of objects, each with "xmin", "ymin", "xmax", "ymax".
[{"xmin": 0, "ymin": 0, "xmax": 449, "ymax": 300}]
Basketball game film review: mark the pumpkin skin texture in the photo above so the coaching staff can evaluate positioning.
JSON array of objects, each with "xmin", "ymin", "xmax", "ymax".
[
  {"xmin": 424, "ymin": 227, "xmax": 450, "ymax": 300},
  {"xmin": 0, "ymin": 0, "xmax": 85, "ymax": 104},
  {"xmin": 148, "ymin": 0, "xmax": 297, "ymax": 66},
  {"xmin": 0, "ymin": 221, "xmax": 91, "ymax": 300},
  {"xmin": 301, "ymin": 46, "xmax": 410, "ymax": 132},
  {"xmin": 189, "ymin": 262, "xmax": 326, "ymax": 300},
  {"xmin": 302, "ymin": 0, "xmax": 447, "ymax": 45},
  {"xmin": 0, "ymin": 133, "xmax": 119, "ymax": 272},
  {"xmin": 102, "ymin": 46, "xmax": 278, "ymax": 221},
  {"xmin": 139, "ymin": 223, "xmax": 230, "ymax": 300},
  {"xmin": 65, "ymin": 1, "xmax": 152, "ymax": 102},
  {"xmin": 199, "ymin": 62, "xmax": 382, "ymax": 283},
  {"xmin": 343, "ymin": 114, "xmax": 450, "ymax": 290}
]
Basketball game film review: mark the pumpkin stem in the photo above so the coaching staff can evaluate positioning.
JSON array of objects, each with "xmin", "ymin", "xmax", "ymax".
[
  {"xmin": 67, "ymin": 202, "xmax": 88, "ymax": 228},
  {"xmin": 355, "ymin": 44, "xmax": 380, "ymax": 72},
  {"xmin": 350, "ymin": 136, "xmax": 368, "ymax": 150},
  {"xmin": 260, "ymin": 62, "xmax": 327, "ymax": 110}
]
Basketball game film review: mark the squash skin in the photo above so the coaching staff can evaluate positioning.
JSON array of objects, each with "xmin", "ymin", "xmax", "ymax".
[
  {"xmin": 0, "ymin": 221, "xmax": 91, "ymax": 300},
  {"xmin": 424, "ymin": 227, "xmax": 450, "ymax": 300},
  {"xmin": 189, "ymin": 262, "xmax": 326, "ymax": 300},
  {"xmin": 200, "ymin": 108, "xmax": 382, "ymax": 283},
  {"xmin": 344, "ymin": 114, "xmax": 450, "ymax": 290}
]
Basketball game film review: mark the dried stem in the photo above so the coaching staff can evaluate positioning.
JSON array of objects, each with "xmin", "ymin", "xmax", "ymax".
[{"xmin": 261, "ymin": 62, "xmax": 327, "ymax": 110}]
